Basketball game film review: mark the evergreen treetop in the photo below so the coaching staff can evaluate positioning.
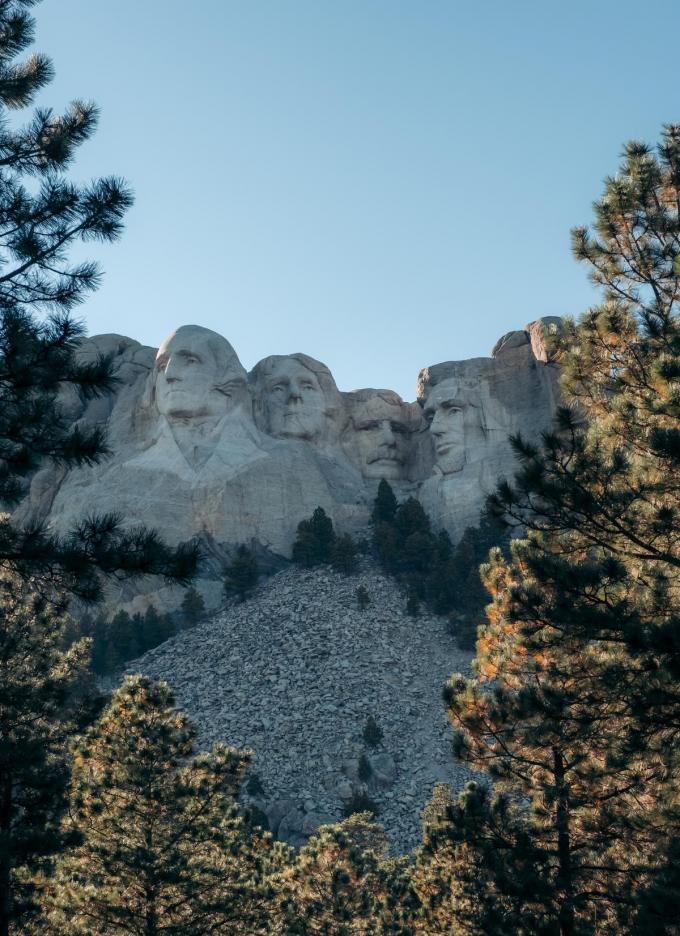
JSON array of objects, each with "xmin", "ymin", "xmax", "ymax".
[
  {"xmin": 224, "ymin": 544, "xmax": 259, "ymax": 602},
  {"xmin": 442, "ymin": 126, "xmax": 680, "ymax": 933},
  {"xmin": 49, "ymin": 676, "xmax": 283, "ymax": 935},
  {"xmin": 291, "ymin": 506, "xmax": 336, "ymax": 567},
  {"xmin": 370, "ymin": 479, "xmax": 398, "ymax": 525},
  {"xmin": 0, "ymin": 577, "xmax": 92, "ymax": 934},
  {"xmin": 0, "ymin": 0, "xmax": 199, "ymax": 602}
]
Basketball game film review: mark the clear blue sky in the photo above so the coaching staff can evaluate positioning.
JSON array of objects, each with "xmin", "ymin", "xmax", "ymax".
[{"xmin": 35, "ymin": 0, "xmax": 680, "ymax": 400}]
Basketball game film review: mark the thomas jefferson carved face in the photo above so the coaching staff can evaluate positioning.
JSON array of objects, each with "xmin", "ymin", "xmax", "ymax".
[
  {"xmin": 252, "ymin": 354, "xmax": 342, "ymax": 444},
  {"xmin": 346, "ymin": 392, "xmax": 412, "ymax": 479},
  {"xmin": 422, "ymin": 379, "xmax": 468, "ymax": 474},
  {"xmin": 154, "ymin": 325, "xmax": 247, "ymax": 425}
]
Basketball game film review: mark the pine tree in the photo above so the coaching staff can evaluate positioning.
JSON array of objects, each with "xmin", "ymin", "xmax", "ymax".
[
  {"xmin": 331, "ymin": 532, "xmax": 358, "ymax": 575},
  {"xmin": 291, "ymin": 507, "xmax": 336, "ymax": 567},
  {"xmin": 412, "ymin": 782, "xmax": 547, "ymax": 934},
  {"xmin": 357, "ymin": 754, "xmax": 372, "ymax": 784},
  {"xmin": 224, "ymin": 545, "xmax": 259, "ymax": 602},
  {"xmin": 106, "ymin": 609, "xmax": 139, "ymax": 667},
  {"xmin": 440, "ymin": 126, "xmax": 680, "ymax": 933},
  {"xmin": 140, "ymin": 604, "xmax": 175, "ymax": 652},
  {"xmin": 180, "ymin": 585, "xmax": 206, "ymax": 627},
  {"xmin": 405, "ymin": 593, "xmax": 420, "ymax": 617},
  {"xmin": 273, "ymin": 813, "xmax": 415, "ymax": 934},
  {"xmin": 356, "ymin": 585, "xmax": 371, "ymax": 611},
  {"xmin": 0, "ymin": 0, "xmax": 199, "ymax": 601},
  {"xmin": 370, "ymin": 479, "xmax": 398, "ymax": 526},
  {"xmin": 0, "ymin": 578, "xmax": 91, "ymax": 936},
  {"xmin": 444, "ymin": 504, "xmax": 511, "ymax": 648},
  {"xmin": 48, "ymin": 676, "xmax": 282, "ymax": 935},
  {"xmin": 362, "ymin": 715, "xmax": 383, "ymax": 748}
]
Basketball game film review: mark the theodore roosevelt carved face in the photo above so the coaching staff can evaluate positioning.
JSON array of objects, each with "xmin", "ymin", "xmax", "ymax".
[
  {"xmin": 344, "ymin": 390, "xmax": 414, "ymax": 479},
  {"xmin": 154, "ymin": 325, "xmax": 248, "ymax": 425}
]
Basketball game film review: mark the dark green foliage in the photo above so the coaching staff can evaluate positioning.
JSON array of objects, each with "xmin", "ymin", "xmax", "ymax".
[
  {"xmin": 413, "ymin": 781, "xmax": 548, "ymax": 934},
  {"xmin": 357, "ymin": 753, "xmax": 372, "ymax": 783},
  {"xmin": 104, "ymin": 609, "xmax": 139, "ymax": 669},
  {"xmin": 0, "ymin": 0, "xmax": 200, "ymax": 603},
  {"xmin": 370, "ymin": 482, "xmax": 508, "ymax": 625},
  {"xmin": 224, "ymin": 544, "xmax": 259, "ymax": 602},
  {"xmin": 291, "ymin": 506, "xmax": 336, "ymax": 567},
  {"xmin": 180, "ymin": 585, "xmax": 206, "ymax": 628},
  {"xmin": 141, "ymin": 604, "xmax": 175, "ymax": 650},
  {"xmin": 406, "ymin": 593, "xmax": 420, "ymax": 617},
  {"xmin": 246, "ymin": 771, "xmax": 265, "ymax": 799},
  {"xmin": 370, "ymin": 478, "xmax": 398, "ymax": 525},
  {"xmin": 343, "ymin": 790, "xmax": 380, "ymax": 818},
  {"xmin": 274, "ymin": 813, "xmax": 416, "ymax": 934},
  {"xmin": 356, "ymin": 584, "xmax": 371, "ymax": 611},
  {"xmin": 445, "ymin": 504, "xmax": 511, "ymax": 649},
  {"xmin": 82, "ymin": 605, "xmax": 175, "ymax": 676},
  {"xmin": 48, "ymin": 676, "xmax": 281, "ymax": 934},
  {"xmin": 0, "ymin": 578, "xmax": 91, "ymax": 934},
  {"xmin": 437, "ymin": 126, "xmax": 680, "ymax": 934},
  {"xmin": 362, "ymin": 715, "xmax": 383, "ymax": 748},
  {"xmin": 331, "ymin": 532, "xmax": 358, "ymax": 574}
]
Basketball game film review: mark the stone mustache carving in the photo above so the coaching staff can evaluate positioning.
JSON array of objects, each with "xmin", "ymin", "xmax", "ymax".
[{"xmin": 18, "ymin": 317, "xmax": 562, "ymax": 613}]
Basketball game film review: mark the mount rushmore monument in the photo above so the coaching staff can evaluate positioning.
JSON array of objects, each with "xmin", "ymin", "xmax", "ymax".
[{"xmin": 17, "ymin": 317, "xmax": 562, "ymax": 612}]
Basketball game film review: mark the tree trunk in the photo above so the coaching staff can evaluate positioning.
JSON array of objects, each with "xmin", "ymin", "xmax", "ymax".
[
  {"xmin": 0, "ymin": 776, "xmax": 13, "ymax": 936},
  {"xmin": 553, "ymin": 747, "xmax": 575, "ymax": 936}
]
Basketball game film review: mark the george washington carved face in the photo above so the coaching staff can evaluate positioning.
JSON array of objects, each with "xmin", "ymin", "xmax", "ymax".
[{"xmin": 154, "ymin": 325, "xmax": 248, "ymax": 425}]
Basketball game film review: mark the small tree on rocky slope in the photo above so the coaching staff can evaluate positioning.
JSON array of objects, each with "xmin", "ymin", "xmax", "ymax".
[
  {"xmin": 292, "ymin": 506, "xmax": 336, "ymax": 567},
  {"xmin": 224, "ymin": 545, "xmax": 260, "ymax": 602}
]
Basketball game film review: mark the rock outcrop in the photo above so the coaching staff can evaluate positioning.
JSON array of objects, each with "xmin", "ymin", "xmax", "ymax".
[
  {"xmin": 16, "ymin": 318, "xmax": 563, "ymax": 612},
  {"xmin": 121, "ymin": 560, "xmax": 475, "ymax": 853}
]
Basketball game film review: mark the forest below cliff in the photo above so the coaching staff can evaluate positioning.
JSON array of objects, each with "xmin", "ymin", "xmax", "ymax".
[{"xmin": 1, "ymin": 2, "xmax": 679, "ymax": 934}]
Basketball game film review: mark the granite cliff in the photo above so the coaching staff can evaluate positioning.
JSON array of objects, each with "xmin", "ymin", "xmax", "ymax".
[{"xmin": 16, "ymin": 317, "xmax": 562, "ymax": 613}]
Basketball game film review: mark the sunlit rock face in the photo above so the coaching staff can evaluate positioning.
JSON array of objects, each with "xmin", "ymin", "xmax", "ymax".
[
  {"xmin": 17, "ymin": 318, "xmax": 562, "ymax": 613},
  {"xmin": 417, "ymin": 318, "xmax": 562, "ymax": 536}
]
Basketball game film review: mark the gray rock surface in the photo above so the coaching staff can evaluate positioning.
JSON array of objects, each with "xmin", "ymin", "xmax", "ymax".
[
  {"xmin": 17, "ymin": 318, "xmax": 563, "ymax": 613},
  {"xmin": 122, "ymin": 561, "xmax": 474, "ymax": 853}
]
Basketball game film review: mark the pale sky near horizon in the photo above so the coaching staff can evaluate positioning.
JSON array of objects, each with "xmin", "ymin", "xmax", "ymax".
[{"xmin": 34, "ymin": 0, "xmax": 680, "ymax": 400}]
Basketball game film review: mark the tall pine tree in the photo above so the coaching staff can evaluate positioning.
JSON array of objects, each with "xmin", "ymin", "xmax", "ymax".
[
  {"xmin": 0, "ymin": 578, "xmax": 91, "ymax": 936},
  {"xmin": 0, "ymin": 0, "xmax": 199, "ymax": 600},
  {"xmin": 440, "ymin": 126, "xmax": 680, "ymax": 933},
  {"xmin": 48, "ymin": 676, "xmax": 283, "ymax": 935}
]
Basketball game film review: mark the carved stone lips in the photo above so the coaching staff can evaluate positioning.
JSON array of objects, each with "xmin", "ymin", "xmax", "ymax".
[{"xmin": 435, "ymin": 441, "xmax": 456, "ymax": 455}]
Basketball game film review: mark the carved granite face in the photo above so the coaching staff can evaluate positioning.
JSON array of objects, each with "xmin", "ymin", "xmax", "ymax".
[
  {"xmin": 154, "ymin": 325, "xmax": 248, "ymax": 425},
  {"xmin": 253, "ymin": 355, "xmax": 342, "ymax": 444},
  {"xmin": 345, "ymin": 391, "xmax": 413, "ymax": 479},
  {"xmin": 421, "ymin": 379, "xmax": 469, "ymax": 474}
]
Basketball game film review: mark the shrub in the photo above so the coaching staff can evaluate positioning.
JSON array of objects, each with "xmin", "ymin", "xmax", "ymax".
[
  {"xmin": 406, "ymin": 594, "xmax": 420, "ymax": 617},
  {"xmin": 356, "ymin": 585, "xmax": 370, "ymax": 611},
  {"xmin": 357, "ymin": 754, "xmax": 372, "ymax": 783},
  {"xmin": 331, "ymin": 533, "xmax": 358, "ymax": 575},
  {"xmin": 343, "ymin": 789, "xmax": 380, "ymax": 818},
  {"xmin": 362, "ymin": 715, "xmax": 383, "ymax": 748}
]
